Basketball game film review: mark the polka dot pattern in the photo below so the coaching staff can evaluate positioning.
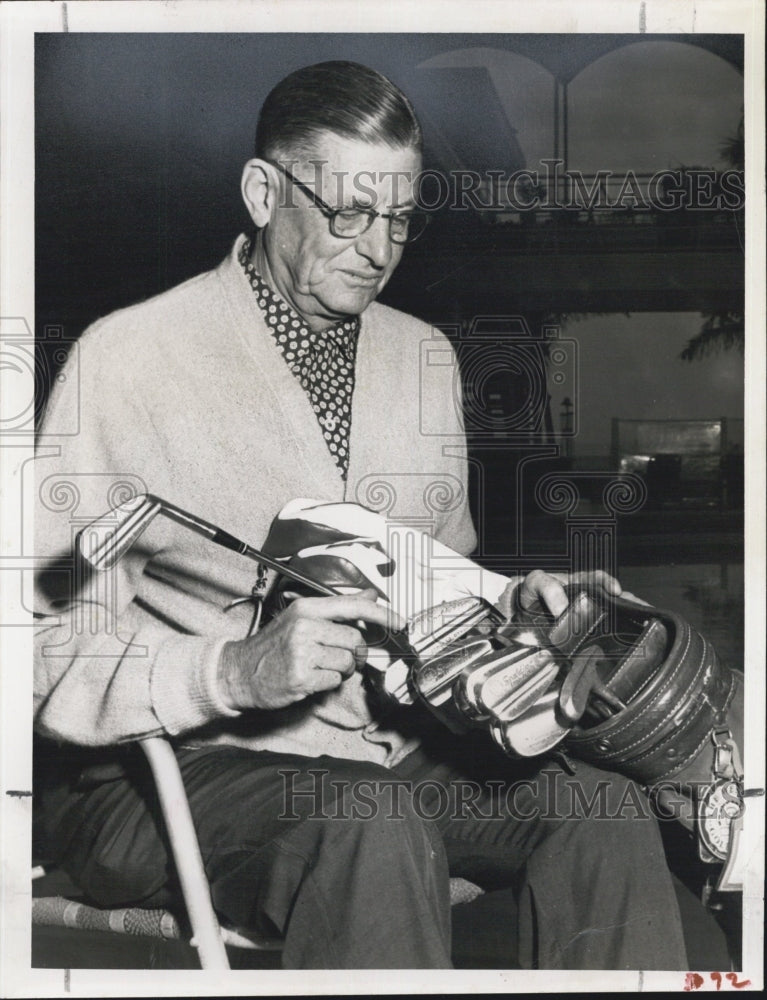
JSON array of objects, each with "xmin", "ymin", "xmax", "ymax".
[{"xmin": 239, "ymin": 240, "xmax": 360, "ymax": 480}]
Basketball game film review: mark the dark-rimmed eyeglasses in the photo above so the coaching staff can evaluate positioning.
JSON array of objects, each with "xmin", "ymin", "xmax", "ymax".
[{"xmin": 269, "ymin": 160, "xmax": 430, "ymax": 245}]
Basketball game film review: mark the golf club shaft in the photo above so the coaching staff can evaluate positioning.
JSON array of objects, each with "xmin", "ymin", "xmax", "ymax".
[
  {"xmin": 80, "ymin": 493, "xmax": 415, "ymax": 658},
  {"xmin": 158, "ymin": 500, "xmax": 414, "ymax": 656},
  {"xmin": 148, "ymin": 495, "xmax": 339, "ymax": 597}
]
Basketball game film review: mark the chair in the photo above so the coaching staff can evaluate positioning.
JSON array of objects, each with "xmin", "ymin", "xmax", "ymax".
[
  {"xmin": 32, "ymin": 737, "xmax": 485, "ymax": 970},
  {"xmin": 32, "ymin": 737, "xmax": 279, "ymax": 969}
]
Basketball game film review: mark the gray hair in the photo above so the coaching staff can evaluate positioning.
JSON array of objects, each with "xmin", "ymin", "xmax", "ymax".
[{"xmin": 255, "ymin": 61, "xmax": 422, "ymax": 162}]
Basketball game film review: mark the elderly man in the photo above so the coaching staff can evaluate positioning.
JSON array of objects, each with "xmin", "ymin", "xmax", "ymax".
[{"xmin": 34, "ymin": 61, "xmax": 717, "ymax": 970}]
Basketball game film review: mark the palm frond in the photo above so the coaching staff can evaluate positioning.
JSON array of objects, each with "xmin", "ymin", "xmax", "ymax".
[{"xmin": 679, "ymin": 312, "xmax": 745, "ymax": 362}]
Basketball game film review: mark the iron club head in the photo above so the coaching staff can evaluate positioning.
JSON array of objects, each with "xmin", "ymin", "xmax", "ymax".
[{"xmin": 77, "ymin": 493, "xmax": 162, "ymax": 571}]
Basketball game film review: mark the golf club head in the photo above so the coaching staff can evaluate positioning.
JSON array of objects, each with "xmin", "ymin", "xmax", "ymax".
[{"xmin": 77, "ymin": 493, "xmax": 162, "ymax": 571}]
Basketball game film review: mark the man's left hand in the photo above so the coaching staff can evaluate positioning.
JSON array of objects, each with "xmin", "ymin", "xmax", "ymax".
[{"xmin": 496, "ymin": 569, "xmax": 628, "ymax": 621}]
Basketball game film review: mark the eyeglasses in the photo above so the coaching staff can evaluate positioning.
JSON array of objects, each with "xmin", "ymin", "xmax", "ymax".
[{"xmin": 269, "ymin": 161, "xmax": 430, "ymax": 245}]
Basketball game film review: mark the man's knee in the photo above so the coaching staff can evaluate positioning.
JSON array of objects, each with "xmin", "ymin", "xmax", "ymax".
[
  {"xmin": 275, "ymin": 762, "xmax": 447, "ymax": 874},
  {"xmin": 538, "ymin": 762, "xmax": 666, "ymax": 864},
  {"xmin": 536, "ymin": 761, "xmax": 651, "ymax": 819}
]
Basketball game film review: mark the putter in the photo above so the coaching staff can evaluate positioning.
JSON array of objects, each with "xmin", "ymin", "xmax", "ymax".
[
  {"xmin": 77, "ymin": 492, "xmax": 414, "ymax": 655},
  {"xmin": 77, "ymin": 493, "xmax": 341, "ymax": 592}
]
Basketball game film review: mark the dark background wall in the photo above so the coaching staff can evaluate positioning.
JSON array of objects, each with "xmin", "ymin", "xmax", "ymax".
[
  {"xmin": 35, "ymin": 31, "xmax": 533, "ymax": 348},
  {"xmin": 34, "ymin": 32, "xmax": 745, "ymax": 584},
  {"xmin": 34, "ymin": 32, "xmax": 743, "ymax": 365}
]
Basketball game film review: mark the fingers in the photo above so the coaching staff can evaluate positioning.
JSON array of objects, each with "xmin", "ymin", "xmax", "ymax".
[
  {"xmin": 285, "ymin": 594, "xmax": 404, "ymax": 633},
  {"xmin": 357, "ymin": 587, "xmax": 381, "ymax": 602},
  {"xmin": 309, "ymin": 668, "xmax": 345, "ymax": 694},
  {"xmin": 620, "ymin": 590, "xmax": 651, "ymax": 606},
  {"xmin": 516, "ymin": 569, "xmax": 624, "ymax": 617},
  {"xmin": 313, "ymin": 643, "xmax": 357, "ymax": 676},
  {"xmin": 271, "ymin": 615, "xmax": 362, "ymax": 670},
  {"xmin": 569, "ymin": 570, "xmax": 622, "ymax": 596},
  {"xmin": 598, "ymin": 571, "xmax": 622, "ymax": 595},
  {"xmin": 310, "ymin": 620, "xmax": 369, "ymax": 671},
  {"xmin": 221, "ymin": 597, "xmax": 382, "ymax": 711},
  {"xmin": 517, "ymin": 569, "xmax": 569, "ymax": 617},
  {"xmin": 292, "ymin": 642, "xmax": 358, "ymax": 698}
]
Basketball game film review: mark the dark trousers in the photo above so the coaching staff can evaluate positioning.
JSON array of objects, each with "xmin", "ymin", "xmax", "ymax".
[{"xmin": 38, "ymin": 730, "xmax": 710, "ymax": 969}]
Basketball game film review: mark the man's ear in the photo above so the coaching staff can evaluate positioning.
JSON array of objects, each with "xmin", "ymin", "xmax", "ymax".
[{"xmin": 241, "ymin": 159, "xmax": 277, "ymax": 228}]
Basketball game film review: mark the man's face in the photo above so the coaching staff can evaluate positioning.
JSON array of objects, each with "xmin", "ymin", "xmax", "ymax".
[{"xmin": 263, "ymin": 134, "xmax": 422, "ymax": 329}]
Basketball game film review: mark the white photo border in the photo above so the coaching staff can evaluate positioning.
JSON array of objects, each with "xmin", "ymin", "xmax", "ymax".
[{"xmin": 1, "ymin": 1, "xmax": 764, "ymax": 996}]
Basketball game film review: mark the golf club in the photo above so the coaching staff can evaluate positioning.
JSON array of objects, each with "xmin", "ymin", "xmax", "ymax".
[
  {"xmin": 76, "ymin": 492, "xmax": 415, "ymax": 656},
  {"xmin": 77, "ymin": 492, "xmax": 339, "ymax": 594}
]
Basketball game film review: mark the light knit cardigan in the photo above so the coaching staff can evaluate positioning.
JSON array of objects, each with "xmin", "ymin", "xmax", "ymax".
[{"xmin": 34, "ymin": 235, "xmax": 477, "ymax": 764}]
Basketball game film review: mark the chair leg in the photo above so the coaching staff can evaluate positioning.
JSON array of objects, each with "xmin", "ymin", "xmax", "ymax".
[{"xmin": 140, "ymin": 737, "xmax": 230, "ymax": 970}]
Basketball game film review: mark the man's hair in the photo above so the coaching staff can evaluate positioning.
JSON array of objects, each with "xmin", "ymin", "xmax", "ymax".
[{"xmin": 255, "ymin": 61, "xmax": 422, "ymax": 162}]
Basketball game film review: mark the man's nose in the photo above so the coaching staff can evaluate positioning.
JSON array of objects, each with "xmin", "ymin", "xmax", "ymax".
[{"xmin": 355, "ymin": 215, "xmax": 394, "ymax": 268}]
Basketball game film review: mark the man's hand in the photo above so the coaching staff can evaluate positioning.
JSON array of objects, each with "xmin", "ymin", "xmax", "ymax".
[
  {"xmin": 218, "ymin": 592, "xmax": 403, "ymax": 712},
  {"xmin": 496, "ymin": 569, "xmax": 626, "ymax": 620}
]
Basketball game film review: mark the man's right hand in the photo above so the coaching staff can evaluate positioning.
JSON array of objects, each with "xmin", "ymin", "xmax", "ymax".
[{"xmin": 217, "ymin": 593, "xmax": 403, "ymax": 711}]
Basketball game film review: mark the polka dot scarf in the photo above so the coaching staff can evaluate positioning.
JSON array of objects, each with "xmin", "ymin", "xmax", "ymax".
[{"xmin": 239, "ymin": 240, "xmax": 360, "ymax": 481}]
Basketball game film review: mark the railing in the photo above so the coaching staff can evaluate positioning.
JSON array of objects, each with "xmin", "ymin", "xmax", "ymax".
[
  {"xmin": 481, "ymin": 210, "xmax": 745, "ymax": 256},
  {"xmin": 416, "ymin": 170, "xmax": 746, "ymax": 256},
  {"xmin": 459, "ymin": 169, "xmax": 744, "ymax": 214}
]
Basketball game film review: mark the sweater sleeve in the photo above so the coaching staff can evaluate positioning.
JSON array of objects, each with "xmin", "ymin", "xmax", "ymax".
[{"xmin": 33, "ymin": 320, "xmax": 240, "ymax": 747}]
